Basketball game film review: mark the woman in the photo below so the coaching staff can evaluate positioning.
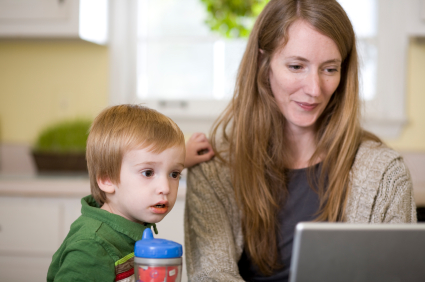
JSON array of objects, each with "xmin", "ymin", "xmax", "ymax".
[{"xmin": 184, "ymin": 0, "xmax": 417, "ymax": 281}]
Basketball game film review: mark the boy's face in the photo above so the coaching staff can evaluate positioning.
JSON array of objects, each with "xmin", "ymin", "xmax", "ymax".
[{"xmin": 102, "ymin": 145, "xmax": 185, "ymax": 224}]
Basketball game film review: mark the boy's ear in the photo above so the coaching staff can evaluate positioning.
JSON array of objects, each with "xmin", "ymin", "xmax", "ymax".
[{"xmin": 97, "ymin": 176, "xmax": 116, "ymax": 194}]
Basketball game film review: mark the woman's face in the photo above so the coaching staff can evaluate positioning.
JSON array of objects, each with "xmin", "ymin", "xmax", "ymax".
[{"xmin": 269, "ymin": 20, "xmax": 342, "ymax": 134}]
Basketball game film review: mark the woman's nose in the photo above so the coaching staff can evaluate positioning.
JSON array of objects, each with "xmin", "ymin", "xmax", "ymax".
[{"xmin": 304, "ymin": 71, "xmax": 321, "ymax": 97}]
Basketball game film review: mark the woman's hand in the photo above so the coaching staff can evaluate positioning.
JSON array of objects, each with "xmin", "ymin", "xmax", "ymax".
[{"xmin": 185, "ymin": 133, "xmax": 215, "ymax": 168}]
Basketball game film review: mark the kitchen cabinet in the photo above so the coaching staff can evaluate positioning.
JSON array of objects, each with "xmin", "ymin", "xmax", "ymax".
[
  {"xmin": 0, "ymin": 175, "xmax": 188, "ymax": 282},
  {"xmin": 0, "ymin": 196, "xmax": 82, "ymax": 282},
  {"xmin": 0, "ymin": 0, "xmax": 108, "ymax": 45},
  {"xmin": 0, "ymin": 176, "xmax": 87, "ymax": 282}
]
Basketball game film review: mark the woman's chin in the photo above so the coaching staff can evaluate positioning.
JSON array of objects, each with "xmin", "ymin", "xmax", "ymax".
[{"xmin": 287, "ymin": 118, "xmax": 318, "ymax": 132}]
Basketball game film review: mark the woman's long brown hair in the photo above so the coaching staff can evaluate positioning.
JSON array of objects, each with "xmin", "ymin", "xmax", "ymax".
[{"xmin": 210, "ymin": 0, "xmax": 381, "ymax": 275}]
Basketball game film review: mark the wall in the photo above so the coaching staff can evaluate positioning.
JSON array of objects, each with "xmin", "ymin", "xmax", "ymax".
[
  {"xmin": 0, "ymin": 40, "xmax": 109, "ymax": 146},
  {"xmin": 0, "ymin": 39, "xmax": 424, "ymax": 152},
  {"xmin": 386, "ymin": 39, "xmax": 425, "ymax": 152}
]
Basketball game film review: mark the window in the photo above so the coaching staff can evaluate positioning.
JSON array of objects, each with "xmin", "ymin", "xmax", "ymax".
[
  {"xmin": 338, "ymin": 0, "xmax": 378, "ymax": 101},
  {"xmin": 137, "ymin": 0, "xmax": 246, "ymax": 101},
  {"xmin": 109, "ymin": 0, "xmax": 408, "ymax": 137}
]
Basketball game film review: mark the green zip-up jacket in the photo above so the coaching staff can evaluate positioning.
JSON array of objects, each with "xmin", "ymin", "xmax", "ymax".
[{"xmin": 47, "ymin": 195, "xmax": 156, "ymax": 282}]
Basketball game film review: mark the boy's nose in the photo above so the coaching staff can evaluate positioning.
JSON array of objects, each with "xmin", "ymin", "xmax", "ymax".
[{"xmin": 157, "ymin": 178, "xmax": 171, "ymax": 195}]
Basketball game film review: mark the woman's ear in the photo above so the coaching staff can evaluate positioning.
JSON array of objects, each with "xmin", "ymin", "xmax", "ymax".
[
  {"xmin": 97, "ymin": 176, "xmax": 116, "ymax": 194},
  {"xmin": 258, "ymin": 49, "xmax": 265, "ymax": 60},
  {"xmin": 258, "ymin": 49, "xmax": 265, "ymax": 69}
]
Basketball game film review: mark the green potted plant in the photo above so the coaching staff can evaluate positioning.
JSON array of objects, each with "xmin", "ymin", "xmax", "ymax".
[
  {"xmin": 32, "ymin": 119, "xmax": 92, "ymax": 173},
  {"xmin": 200, "ymin": 0, "xmax": 269, "ymax": 37}
]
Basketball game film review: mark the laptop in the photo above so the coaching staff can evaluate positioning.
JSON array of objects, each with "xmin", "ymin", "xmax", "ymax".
[{"xmin": 289, "ymin": 222, "xmax": 425, "ymax": 282}]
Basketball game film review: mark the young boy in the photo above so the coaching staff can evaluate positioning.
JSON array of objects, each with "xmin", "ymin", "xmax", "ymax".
[{"xmin": 47, "ymin": 104, "xmax": 213, "ymax": 282}]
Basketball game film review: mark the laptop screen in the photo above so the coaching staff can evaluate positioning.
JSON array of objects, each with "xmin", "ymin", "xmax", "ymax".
[{"xmin": 289, "ymin": 222, "xmax": 425, "ymax": 282}]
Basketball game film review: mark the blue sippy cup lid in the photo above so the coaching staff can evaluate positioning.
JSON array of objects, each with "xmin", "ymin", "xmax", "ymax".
[{"xmin": 134, "ymin": 228, "xmax": 183, "ymax": 258}]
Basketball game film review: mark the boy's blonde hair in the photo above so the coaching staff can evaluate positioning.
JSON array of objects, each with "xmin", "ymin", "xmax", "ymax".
[{"xmin": 86, "ymin": 104, "xmax": 185, "ymax": 206}]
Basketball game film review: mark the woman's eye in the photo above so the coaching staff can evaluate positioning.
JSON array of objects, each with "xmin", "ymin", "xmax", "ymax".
[
  {"xmin": 170, "ymin": 171, "xmax": 181, "ymax": 179},
  {"xmin": 289, "ymin": 65, "xmax": 303, "ymax": 70},
  {"xmin": 325, "ymin": 67, "xmax": 339, "ymax": 73},
  {"xmin": 142, "ymin": 170, "xmax": 154, "ymax": 177}
]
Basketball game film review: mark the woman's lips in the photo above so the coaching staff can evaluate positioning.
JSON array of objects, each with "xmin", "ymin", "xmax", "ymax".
[{"xmin": 295, "ymin": 101, "xmax": 318, "ymax": 111}]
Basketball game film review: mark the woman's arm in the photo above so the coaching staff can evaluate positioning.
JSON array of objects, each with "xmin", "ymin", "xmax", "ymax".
[
  {"xmin": 371, "ymin": 157, "xmax": 417, "ymax": 223},
  {"xmin": 346, "ymin": 141, "xmax": 417, "ymax": 223},
  {"xmin": 184, "ymin": 160, "xmax": 245, "ymax": 282}
]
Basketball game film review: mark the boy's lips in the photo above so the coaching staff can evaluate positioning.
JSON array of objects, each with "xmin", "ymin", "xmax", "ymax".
[{"xmin": 150, "ymin": 201, "xmax": 169, "ymax": 214}]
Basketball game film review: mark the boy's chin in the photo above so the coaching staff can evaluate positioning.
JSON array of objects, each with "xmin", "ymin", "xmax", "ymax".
[{"xmin": 139, "ymin": 214, "xmax": 167, "ymax": 224}]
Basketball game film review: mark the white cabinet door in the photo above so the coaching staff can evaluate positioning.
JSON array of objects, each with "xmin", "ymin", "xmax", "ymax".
[
  {"xmin": 0, "ymin": 256, "xmax": 53, "ymax": 282},
  {"xmin": 0, "ymin": 0, "xmax": 71, "ymax": 20},
  {"xmin": 0, "ymin": 198, "xmax": 61, "ymax": 255},
  {"xmin": 0, "ymin": 0, "xmax": 108, "ymax": 44},
  {"xmin": 0, "ymin": 196, "xmax": 82, "ymax": 282}
]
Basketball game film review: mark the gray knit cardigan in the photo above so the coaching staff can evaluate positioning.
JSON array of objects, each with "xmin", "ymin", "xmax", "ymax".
[{"xmin": 184, "ymin": 141, "xmax": 417, "ymax": 281}]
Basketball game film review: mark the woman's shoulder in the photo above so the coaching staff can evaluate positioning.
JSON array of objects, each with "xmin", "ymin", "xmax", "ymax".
[
  {"xmin": 188, "ymin": 154, "xmax": 231, "ymax": 184},
  {"xmin": 347, "ymin": 141, "xmax": 415, "ymax": 223},
  {"xmin": 350, "ymin": 140, "xmax": 410, "ymax": 189},
  {"xmin": 189, "ymin": 138, "xmax": 231, "ymax": 180},
  {"xmin": 185, "ymin": 149, "xmax": 238, "ymax": 209},
  {"xmin": 354, "ymin": 140, "xmax": 402, "ymax": 170}
]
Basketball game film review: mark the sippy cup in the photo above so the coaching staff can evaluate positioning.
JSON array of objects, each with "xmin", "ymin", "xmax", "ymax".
[{"xmin": 134, "ymin": 228, "xmax": 183, "ymax": 282}]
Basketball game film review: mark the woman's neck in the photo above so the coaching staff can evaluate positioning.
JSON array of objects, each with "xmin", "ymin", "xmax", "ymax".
[{"xmin": 285, "ymin": 125, "xmax": 319, "ymax": 169}]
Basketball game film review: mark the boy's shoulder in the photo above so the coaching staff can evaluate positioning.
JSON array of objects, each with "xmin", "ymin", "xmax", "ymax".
[
  {"xmin": 64, "ymin": 196, "xmax": 138, "ymax": 254},
  {"xmin": 64, "ymin": 212, "xmax": 105, "ymax": 243},
  {"xmin": 56, "ymin": 214, "xmax": 113, "ymax": 260},
  {"xmin": 47, "ymin": 214, "xmax": 116, "ymax": 282},
  {"xmin": 47, "ymin": 198, "xmax": 139, "ymax": 282}
]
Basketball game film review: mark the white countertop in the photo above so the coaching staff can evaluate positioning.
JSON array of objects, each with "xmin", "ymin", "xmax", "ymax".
[{"xmin": 0, "ymin": 174, "xmax": 187, "ymax": 200}]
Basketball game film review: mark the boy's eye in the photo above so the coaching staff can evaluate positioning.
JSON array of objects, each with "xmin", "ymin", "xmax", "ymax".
[
  {"xmin": 142, "ymin": 170, "xmax": 154, "ymax": 177},
  {"xmin": 169, "ymin": 171, "xmax": 181, "ymax": 179}
]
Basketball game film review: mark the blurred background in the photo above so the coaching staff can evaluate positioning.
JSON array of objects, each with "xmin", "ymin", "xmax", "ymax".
[{"xmin": 0, "ymin": 0, "xmax": 424, "ymax": 281}]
